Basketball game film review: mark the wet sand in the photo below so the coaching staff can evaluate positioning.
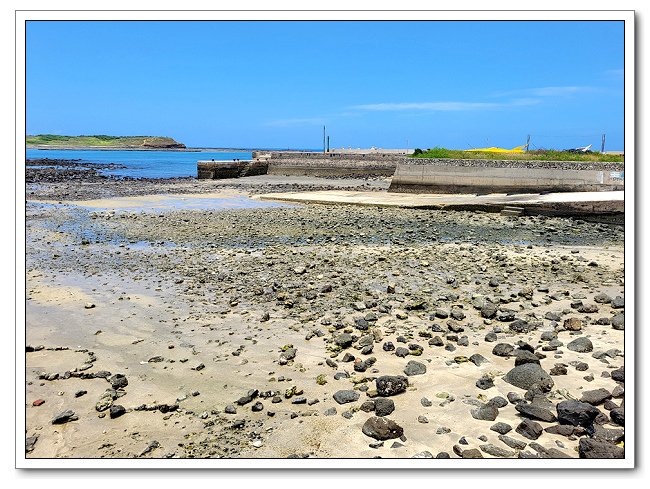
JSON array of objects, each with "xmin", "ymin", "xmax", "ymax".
[{"xmin": 23, "ymin": 174, "xmax": 626, "ymax": 462}]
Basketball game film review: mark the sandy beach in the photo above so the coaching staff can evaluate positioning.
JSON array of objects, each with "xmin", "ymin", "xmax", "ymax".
[{"xmin": 23, "ymin": 171, "xmax": 625, "ymax": 461}]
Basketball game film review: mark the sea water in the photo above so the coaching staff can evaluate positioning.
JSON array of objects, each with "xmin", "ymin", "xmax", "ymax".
[{"xmin": 25, "ymin": 148, "xmax": 253, "ymax": 179}]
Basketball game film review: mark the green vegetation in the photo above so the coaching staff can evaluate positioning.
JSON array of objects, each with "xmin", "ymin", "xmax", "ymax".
[
  {"xmin": 26, "ymin": 134, "xmax": 186, "ymax": 148},
  {"xmin": 411, "ymin": 146, "xmax": 624, "ymax": 162}
]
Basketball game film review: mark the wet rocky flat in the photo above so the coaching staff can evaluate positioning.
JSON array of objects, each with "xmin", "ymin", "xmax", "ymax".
[{"xmin": 24, "ymin": 175, "xmax": 625, "ymax": 460}]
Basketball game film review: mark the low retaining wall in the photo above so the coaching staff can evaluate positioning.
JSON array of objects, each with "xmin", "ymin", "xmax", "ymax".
[
  {"xmin": 389, "ymin": 159, "xmax": 625, "ymax": 194},
  {"xmin": 197, "ymin": 160, "xmax": 268, "ymax": 179},
  {"xmin": 259, "ymin": 151, "xmax": 397, "ymax": 177}
]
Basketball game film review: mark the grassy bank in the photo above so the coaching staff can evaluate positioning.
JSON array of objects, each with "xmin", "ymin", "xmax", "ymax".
[
  {"xmin": 26, "ymin": 134, "xmax": 186, "ymax": 149},
  {"xmin": 411, "ymin": 147, "xmax": 624, "ymax": 162}
]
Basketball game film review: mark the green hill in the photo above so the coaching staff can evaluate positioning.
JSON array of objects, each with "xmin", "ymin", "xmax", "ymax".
[{"xmin": 26, "ymin": 134, "xmax": 186, "ymax": 149}]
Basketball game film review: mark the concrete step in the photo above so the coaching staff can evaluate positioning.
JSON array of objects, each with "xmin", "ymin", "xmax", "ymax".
[{"xmin": 500, "ymin": 206, "xmax": 525, "ymax": 216}]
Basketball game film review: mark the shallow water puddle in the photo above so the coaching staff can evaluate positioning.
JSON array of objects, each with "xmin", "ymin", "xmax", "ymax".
[{"xmin": 64, "ymin": 192, "xmax": 294, "ymax": 212}]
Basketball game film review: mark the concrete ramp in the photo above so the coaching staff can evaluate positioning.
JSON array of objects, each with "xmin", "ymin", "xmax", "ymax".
[{"xmin": 255, "ymin": 190, "xmax": 624, "ymax": 220}]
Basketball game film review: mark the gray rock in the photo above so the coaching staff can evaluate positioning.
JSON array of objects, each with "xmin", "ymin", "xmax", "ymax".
[
  {"xmin": 515, "ymin": 402, "xmax": 557, "ymax": 422},
  {"xmin": 412, "ymin": 451, "xmax": 434, "ymax": 458},
  {"xmin": 362, "ymin": 417, "xmax": 404, "ymax": 440},
  {"xmin": 108, "ymin": 374, "xmax": 128, "ymax": 389},
  {"xmin": 109, "ymin": 404, "xmax": 126, "ymax": 419},
  {"xmin": 515, "ymin": 419, "xmax": 543, "ymax": 440},
  {"xmin": 611, "ymin": 313, "xmax": 624, "ymax": 330},
  {"xmin": 404, "ymin": 360, "xmax": 426, "ymax": 376},
  {"xmin": 556, "ymin": 400, "xmax": 601, "ymax": 430},
  {"xmin": 509, "ymin": 319, "xmax": 536, "ymax": 334},
  {"xmin": 324, "ymin": 407, "xmax": 337, "ymax": 416},
  {"xmin": 487, "ymin": 396, "xmax": 509, "ymax": 409},
  {"xmin": 421, "ymin": 397, "xmax": 432, "ymax": 407},
  {"xmin": 611, "ymin": 296, "xmax": 624, "ymax": 309},
  {"xmin": 498, "ymin": 434, "xmax": 527, "ymax": 450},
  {"xmin": 503, "ymin": 363, "xmax": 554, "ymax": 391},
  {"xmin": 480, "ymin": 444, "xmax": 515, "ymax": 458},
  {"xmin": 578, "ymin": 438, "xmax": 625, "ymax": 459},
  {"xmin": 490, "ymin": 422, "xmax": 512, "ymax": 434},
  {"xmin": 374, "ymin": 398, "xmax": 396, "ymax": 417},
  {"xmin": 492, "ymin": 343, "xmax": 514, "ymax": 357},
  {"xmin": 484, "ymin": 332, "xmax": 498, "ymax": 342},
  {"xmin": 26, "ymin": 435, "xmax": 38, "ymax": 453},
  {"xmin": 395, "ymin": 347, "xmax": 409, "ymax": 358},
  {"xmin": 471, "ymin": 404, "xmax": 499, "ymax": 421},
  {"xmin": 610, "ymin": 407, "xmax": 624, "ymax": 426},
  {"xmin": 376, "ymin": 375, "xmax": 408, "ymax": 397},
  {"xmin": 611, "ymin": 366, "xmax": 624, "ymax": 382},
  {"xmin": 481, "ymin": 303, "xmax": 498, "ymax": 319},
  {"xmin": 469, "ymin": 353, "xmax": 489, "ymax": 366},
  {"xmin": 476, "ymin": 376, "xmax": 495, "ymax": 390},
  {"xmin": 333, "ymin": 390, "xmax": 360, "ymax": 404},
  {"xmin": 335, "ymin": 333, "xmax": 354, "ymax": 348},
  {"xmin": 224, "ymin": 404, "xmax": 237, "ymax": 414},
  {"xmin": 567, "ymin": 337, "xmax": 593, "ymax": 353},
  {"xmin": 580, "ymin": 388, "xmax": 612, "ymax": 405},
  {"xmin": 52, "ymin": 409, "xmax": 78, "ymax": 424},
  {"xmin": 514, "ymin": 350, "xmax": 541, "ymax": 366}
]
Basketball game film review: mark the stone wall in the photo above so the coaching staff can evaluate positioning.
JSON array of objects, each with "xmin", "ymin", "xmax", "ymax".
[
  {"xmin": 197, "ymin": 160, "xmax": 268, "ymax": 179},
  {"xmin": 259, "ymin": 151, "xmax": 398, "ymax": 177}
]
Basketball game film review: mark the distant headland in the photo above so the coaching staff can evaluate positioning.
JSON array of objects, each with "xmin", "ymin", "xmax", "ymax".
[{"xmin": 26, "ymin": 134, "xmax": 187, "ymax": 150}]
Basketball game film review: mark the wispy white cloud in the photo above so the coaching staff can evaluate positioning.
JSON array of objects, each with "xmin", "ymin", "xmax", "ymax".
[
  {"xmin": 603, "ymin": 68, "xmax": 624, "ymax": 79},
  {"xmin": 494, "ymin": 86, "xmax": 600, "ymax": 98},
  {"xmin": 264, "ymin": 117, "xmax": 326, "ymax": 127},
  {"xmin": 351, "ymin": 98, "xmax": 540, "ymax": 112}
]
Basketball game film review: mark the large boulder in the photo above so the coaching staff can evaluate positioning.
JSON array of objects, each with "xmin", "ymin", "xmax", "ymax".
[
  {"xmin": 362, "ymin": 417, "xmax": 404, "ymax": 440},
  {"xmin": 503, "ymin": 364, "xmax": 554, "ymax": 391},
  {"xmin": 375, "ymin": 375, "xmax": 408, "ymax": 396},
  {"xmin": 556, "ymin": 400, "xmax": 601, "ymax": 431}
]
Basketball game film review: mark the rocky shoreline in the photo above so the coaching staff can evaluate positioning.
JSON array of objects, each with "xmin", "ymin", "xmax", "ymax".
[{"xmin": 24, "ymin": 166, "xmax": 626, "ymax": 461}]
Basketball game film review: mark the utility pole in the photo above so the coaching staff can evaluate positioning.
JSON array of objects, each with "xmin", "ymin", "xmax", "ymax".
[
  {"xmin": 323, "ymin": 126, "xmax": 326, "ymax": 154},
  {"xmin": 327, "ymin": 136, "xmax": 330, "ymax": 153},
  {"xmin": 526, "ymin": 134, "xmax": 531, "ymax": 152},
  {"xmin": 601, "ymin": 134, "xmax": 606, "ymax": 153}
]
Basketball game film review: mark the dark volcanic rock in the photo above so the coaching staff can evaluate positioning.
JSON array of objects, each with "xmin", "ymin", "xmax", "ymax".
[
  {"xmin": 503, "ymin": 364, "xmax": 554, "ymax": 391},
  {"xmin": 492, "ymin": 343, "xmax": 514, "ymax": 357},
  {"xmin": 374, "ymin": 398, "xmax": 396, "ymax": 417},
  {"xmin": 469, "ymin": 353, "xmax": 489, "ymax": 366},
  {"xmin": 109, "ymin": 404, "xmax": 126, "ymax": 419},
  {"xmin": 403, "ymin": 360, "xmax": 426, "ymax": 376},
  {"xmin": 515, "ymin": 419, "xmax": 544, "ymax": 440},
  {"xmin": 476, "ymin": 376, "xmax": 495, "ymax": 390},
  {"xmin": 610, "ymin": 407, "xmax": 624, "ymax": 426},
  {"xmin": 333, "ymin": 390, "xmax": 360, "ymax": 404},
  {"xmin": 580, "ymin": 388, "xmax": 612, "ymax": 406},
  {"xmin": 52, "ymin": 409, "xmax": 78, "ymax": 424},
  {"xmin": 578, "ymin": 438, "xmax": 625, "ymax": 459},
  {"xmin": 515, "ymin": 402, "xmax": 557, "ymax": 422},
  {"xmin": 567, "ymin": 337, "xmax": 593, "ymax": 353},
  {"xmin": 362, "ymin": 417, "xmax": 404, "ymax": 440},
  {"xmin": 335, "ymin": 333, "xmax": 354, "ymax": 348},
  {"xmin": 611, "ymin": 366, "xmax": 624, "ymax": 382},
  {"xmin": 509, "ymin": 319, "xmax": 536, "ymax": 334},
  {"xmin": 490, "ymin": 422, "xmax": 512, "ymax": 435},
  {"xmin": 514, "ymin": 350, "xmax": 541, "ymax": 367},
  {"xmin": 471, "ymin": 404, "xmax": 499, "ymax": 421},
  {"xmin": 556, "ymin": 400, "xmax": 601, "ymax": 430},
  {"xmin": 376, "ymin": 375, "xmax": 408, "ymax": 397},
  {"xmin": 108, "ymin": 374, "xmax": 128, "ymax": 389}
]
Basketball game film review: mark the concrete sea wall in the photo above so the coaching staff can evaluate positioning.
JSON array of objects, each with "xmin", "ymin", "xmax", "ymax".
[
  {"xmin": 389, "ymin": 159, "xmax": 625, "ymax": 194},
  {"xmin": 259, "ymin": 151, "xmax": 397, "ymax": 177},
  {"xmin": 197, "ymin": 160, "xmax": 268, "ymax": 179}
]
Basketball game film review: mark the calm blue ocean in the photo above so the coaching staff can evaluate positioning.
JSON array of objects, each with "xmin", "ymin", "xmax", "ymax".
[{"xmin": 25, "ymin": 148, "xmax": 253, "ymax": 179}]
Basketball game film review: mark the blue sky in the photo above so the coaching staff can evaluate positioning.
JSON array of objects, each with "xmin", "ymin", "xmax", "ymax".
[{"xmin": 26, "ymin": 20, "xmax": 625, "ymax": 150}]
